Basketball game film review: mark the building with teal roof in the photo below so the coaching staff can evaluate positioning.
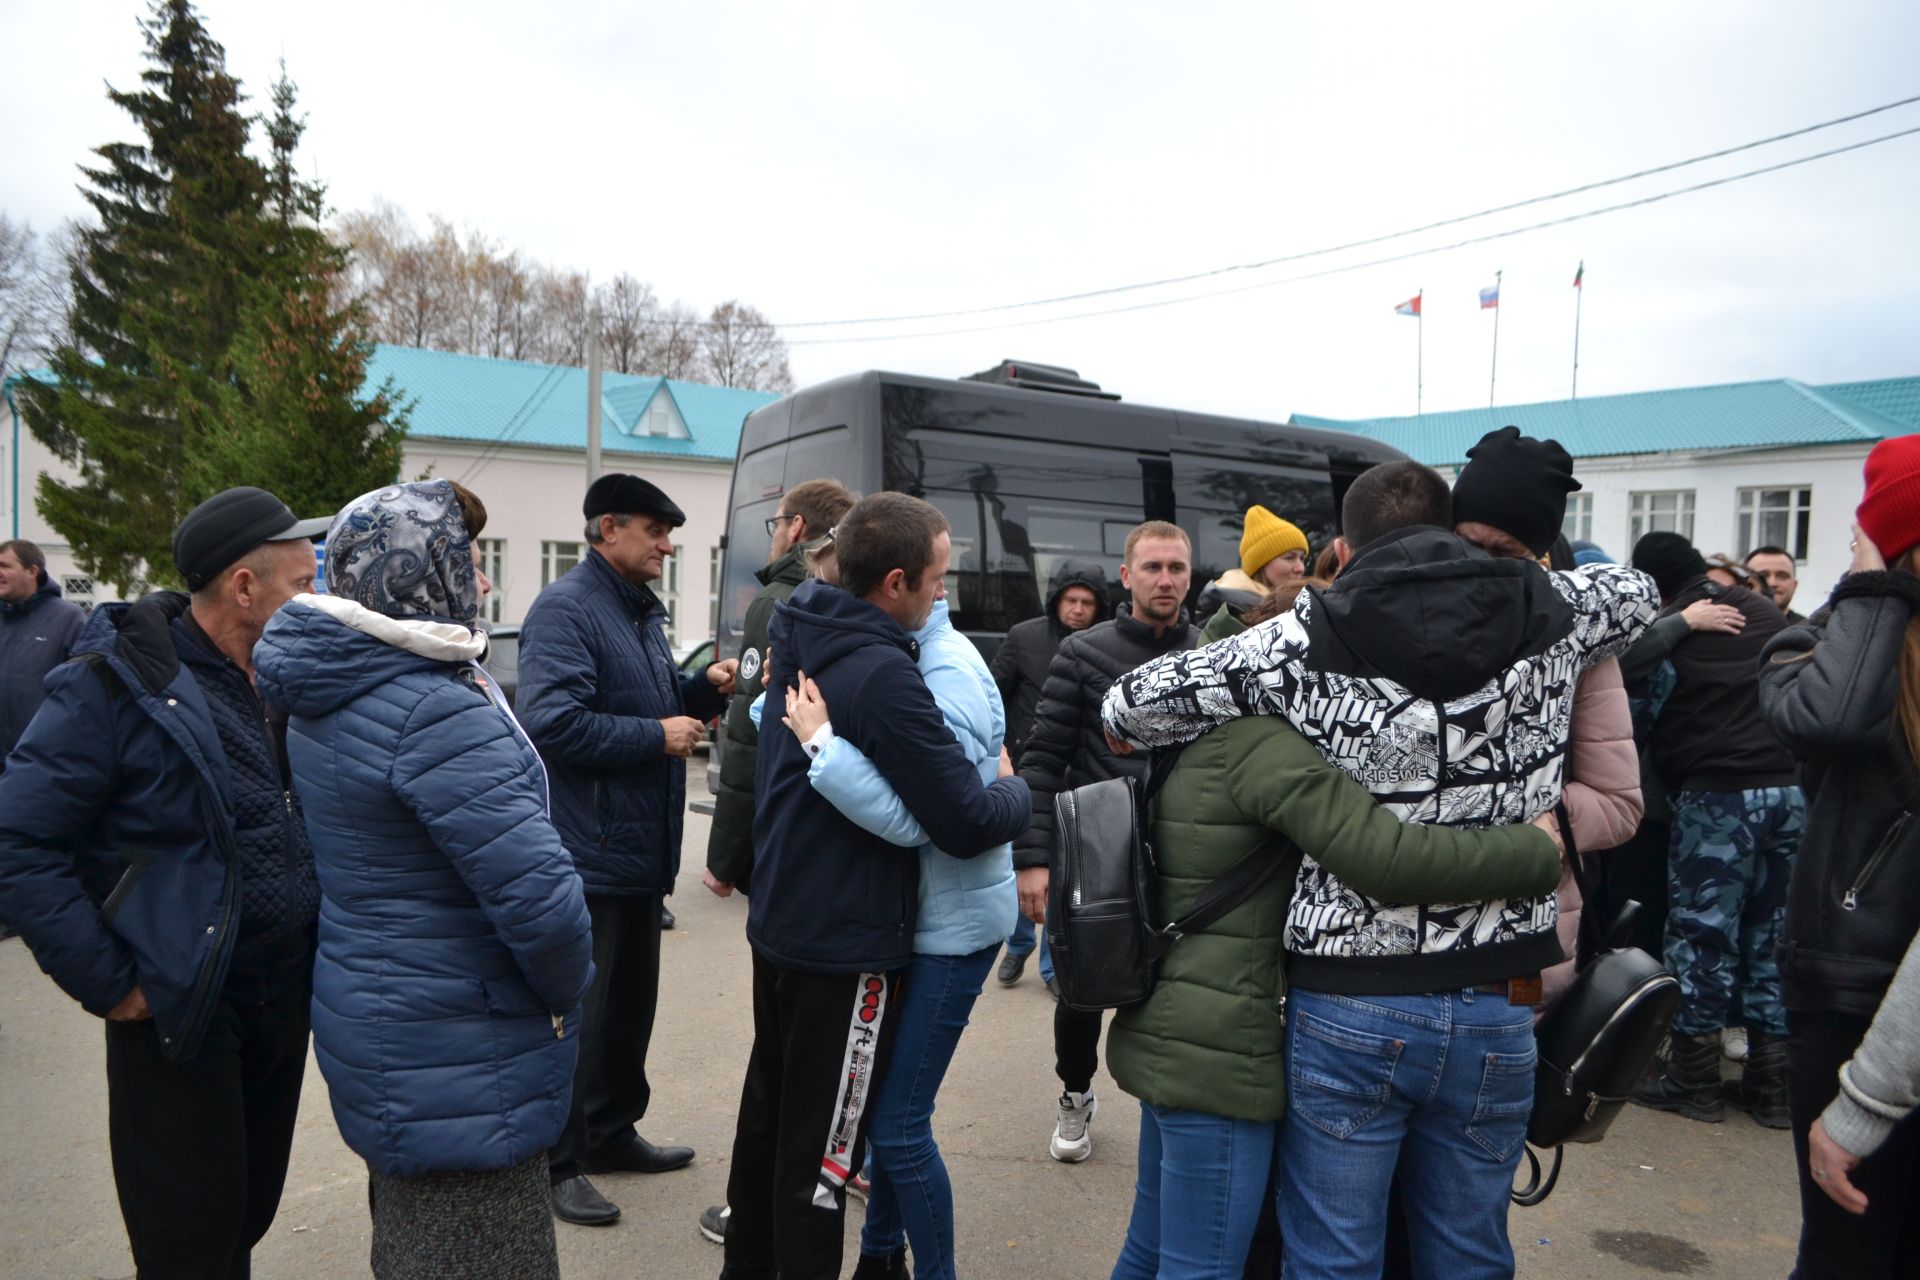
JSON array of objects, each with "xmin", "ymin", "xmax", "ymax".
[{"xmin": 1291, "ymin": 375, "xmax": 1920, "ymax": 611}]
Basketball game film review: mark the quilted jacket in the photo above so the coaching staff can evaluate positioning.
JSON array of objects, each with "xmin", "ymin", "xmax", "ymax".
[
  {"xmin": 255, "ymin": 595, "xmax": 592, "ymax": 1177},
  {"xmin": 516, "ymin": 549, "xmax": 727, "ymax": 896}
]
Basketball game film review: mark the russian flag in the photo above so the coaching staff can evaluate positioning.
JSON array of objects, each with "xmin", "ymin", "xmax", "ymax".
[
  {"xmin": 1479, "ymin": 283, "xmax": 1500, "ymax": 309},
  {"xmin": 1395, "ymin": 295, "xmax": 1421, "ymax": 317}
]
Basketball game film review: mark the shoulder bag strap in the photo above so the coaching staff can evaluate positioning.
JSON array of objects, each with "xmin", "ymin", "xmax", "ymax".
[{"xmin": 1153, "ymin": 833, "xmax": 1293, "ymax": 951}]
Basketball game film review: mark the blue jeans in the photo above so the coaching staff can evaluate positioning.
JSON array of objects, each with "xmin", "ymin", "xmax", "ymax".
[
  {"xmin": 1111, "ymin": 1104, "xmax": 1277, "ymax": 1280},
  {"xmin": 1004, "ymin": 915, "xmax": 1054, "ymax": 984},
  {"xmin": 859, "ymin": 945, "xmax": 997, "ymax": 1280},
  {"xmin": 1278, "ymin": 989, "xmax": 1536, "ymax": 1280}
]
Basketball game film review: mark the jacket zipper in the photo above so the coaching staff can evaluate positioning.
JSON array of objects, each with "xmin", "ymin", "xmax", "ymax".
[{"xmin": 1843, "ymin": 813, "xmax": 1913, "ymax": 911}]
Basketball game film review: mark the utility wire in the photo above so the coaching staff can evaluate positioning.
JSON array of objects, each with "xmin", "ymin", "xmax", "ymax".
[
  {"xmin": 774, "ymin": 92, "xmax": 1920, "ymax": 331},
  {"xmin": 455, "ymin": 360, "xmax": 571, "ymax": 483},
  {"xmin": 785, "ymin": 122, "xmax": 1920, "ymax": 347}
]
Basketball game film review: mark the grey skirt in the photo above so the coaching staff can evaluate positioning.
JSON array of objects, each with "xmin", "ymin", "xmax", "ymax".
[{"xmin": 367, "ymin": 1150, "xmax": 559, "ymax": 1280}]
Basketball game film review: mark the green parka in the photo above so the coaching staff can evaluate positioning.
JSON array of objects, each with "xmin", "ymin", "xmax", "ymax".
[{"xmin": 1106, "ymin": 715, "xmax": 1562, "ymax": 1122}]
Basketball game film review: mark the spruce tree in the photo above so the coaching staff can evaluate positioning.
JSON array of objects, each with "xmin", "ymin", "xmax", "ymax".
[
  {"xmin": 196, "ymin": 64, "xmax": 407, "ymax": 522},
  {"xmin": 21, "ymin": 2, "xmax": 405, "ymax": 593}
]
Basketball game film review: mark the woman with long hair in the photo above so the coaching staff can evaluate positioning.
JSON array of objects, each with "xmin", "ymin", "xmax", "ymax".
[{"xmin": 1761, "ymin": 435, "xmax": 1920, "ymax": 1278}]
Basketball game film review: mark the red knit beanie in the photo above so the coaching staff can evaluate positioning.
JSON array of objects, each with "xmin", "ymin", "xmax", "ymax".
[{"xmin": 1858, "ymin": 434, "xmax": 1920, "ymax": 561}]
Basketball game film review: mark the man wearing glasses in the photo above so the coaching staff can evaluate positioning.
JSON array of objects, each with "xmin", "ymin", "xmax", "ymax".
[{"xmin": 705, "ymin": 480, "xmax": 856, "ymax": 901}]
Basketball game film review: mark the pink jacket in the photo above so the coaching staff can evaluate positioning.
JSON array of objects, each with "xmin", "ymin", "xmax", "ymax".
[{"xmin": 1541, "ymin": 657, "xmax": 1643, "ymax": 1010}]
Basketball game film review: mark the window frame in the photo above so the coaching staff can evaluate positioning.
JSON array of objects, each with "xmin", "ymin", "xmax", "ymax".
[
  {"xmin": 541, "ymin": 540, "xmax": 585, "ymax": 587},
  {"xmin": 1736, "ymin": 486, "xmax": 1813, "ymax": 562},
  {"xmin": 1628, "ymin": 490, "xmax": 1696, "ymax": 545},
  {"xmin": 475, "ymin": 537, "xmax": 507, "ymax": 624},
  {"xmin": 1561, "ymin": 492, "xmax": 1593, "ymax": 544}
]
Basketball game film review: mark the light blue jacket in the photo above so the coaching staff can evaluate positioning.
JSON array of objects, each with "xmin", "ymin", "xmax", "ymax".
[{"xmin": 755, "ymin": 600, "xmax": 1017, "ymax": 956}]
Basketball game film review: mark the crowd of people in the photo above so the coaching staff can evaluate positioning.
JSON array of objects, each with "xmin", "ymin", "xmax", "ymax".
[{"xmin": 0, "ymin": 427, "xmax": 1916, "ymax": 1279}]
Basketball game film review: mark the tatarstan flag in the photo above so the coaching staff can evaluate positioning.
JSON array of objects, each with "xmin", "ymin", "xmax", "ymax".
[{"xmin": 1574, "ymin": 261, "xmax": 1585, "ymax": 289}]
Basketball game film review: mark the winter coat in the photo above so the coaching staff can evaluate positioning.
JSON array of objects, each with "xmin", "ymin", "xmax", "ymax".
[
  {"xmin": 990, "ymin": 558, "xmax": 1110, "ymax": 764},
  {"xmin": 516, "ymin": 549, "xmax": 727, "ymax": 896},
  {"xmin": 1014, "ymin": 603, "xmax": 1198, "ymax": 871},
  {"xmin": 803, "ymin": 600, "xmax": 1018, "ymax": 956},
  {"xmin": 1193, "ymin": 568, "xmax": 1267, "ymax": 633},
  {"xmin": 1542, "ymin": 657, "xmax": 1643, "ymax": 1008},
  {"xmin": 255, "ymin": 595, "xmax": 592, "ymax": 1177},
  {"xmin": 1102, "ymin": 527, "xmax": 1659, "ymax": 995},
  {"xmin": 1761, "ymin": 569, "xmax": 1920, "ymax": 1019},
  {"xmin": 748, "ymin": 580, "xmax": 1030, "ymax": 975},
  {"xmin": 1109, "ymin": 715, "xmax": 1561, "ymax": 1122},
  {"xmin": 707, "ymin": 542, "xmax": 812, "ymax": 892},
  {"xmin": 0, "ymin": 577, "xmax": 87, "ymax": 764},
  {"xmin": 0, "ymin": 594, "xmax": 303, "ymax": 1062},
  {"xmin": 1651, "ymin": 578, "xmax": 1797, "ymax": 792}
]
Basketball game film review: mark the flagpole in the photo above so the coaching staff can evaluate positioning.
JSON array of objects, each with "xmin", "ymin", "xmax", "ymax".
[
  {"xmin": 1488, "ymin": 269, "xmax": 1502, "ymax": 409},
  {"xmin": 1417, "ymin": 287, "xmax": 1424, "ymax": 418},
  {"xmin": 1571, "ymin": 264, "xmax": 1584, "ymax": 400}
]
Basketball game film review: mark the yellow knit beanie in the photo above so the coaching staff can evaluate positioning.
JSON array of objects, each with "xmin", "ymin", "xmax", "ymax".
[{"xmin": 1240, "ymin": 505, "xmax": 1309, "ymax": 579}]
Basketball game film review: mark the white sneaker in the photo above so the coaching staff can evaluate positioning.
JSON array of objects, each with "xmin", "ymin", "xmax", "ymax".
[
  {"xmin": 1723, "ymin": 1026, "xmax": 1749, "ymax": 1062},
  {"xmin": 1050, "ymin": 1090, "xmax": 1097, "ymax": 1163}
]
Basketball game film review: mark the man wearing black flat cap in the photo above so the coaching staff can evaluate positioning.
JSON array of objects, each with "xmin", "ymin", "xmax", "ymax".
[
  {"xmin": 0, "ymin": 485, "xmax": 324, "ymax": 1276},
  {"xmin": 519, "ymin": 471, "xmax": 740, "ymax": 1226}
]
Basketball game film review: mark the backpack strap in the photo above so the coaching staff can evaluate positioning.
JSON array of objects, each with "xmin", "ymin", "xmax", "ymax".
[{"xmin": 1148, "ymin": 832, "xmax": 1292, "ymax": 956}]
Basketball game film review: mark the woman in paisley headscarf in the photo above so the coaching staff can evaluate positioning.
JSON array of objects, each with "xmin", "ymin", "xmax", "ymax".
[{"xmin": 255, "ymin": 479, "xmax": 591, "ymax": 1280}]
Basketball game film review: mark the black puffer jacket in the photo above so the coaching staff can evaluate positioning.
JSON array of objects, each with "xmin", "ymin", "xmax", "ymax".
[
  {"xmin": 706, "ymin": 542, "xmax": 812, "ymax": 893},
  {"xmin": 1761, "ymin": 569, "xmax": 1920, "ymax": 1019},
  {"xmin": 1014, "ymin": 602, "xmax": 1196, "ymax": 869},
  {"xmin": 989, "ymin": 559, "xmax": 1110, "ymax": 765}
]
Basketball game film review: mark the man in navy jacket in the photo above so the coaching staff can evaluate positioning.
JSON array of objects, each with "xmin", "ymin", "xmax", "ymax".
[
  {"xmin": 0, "ymin": 487, "xmax": 326, "ymax": 1277},
  {"xmin": 518, "ymin": 472, "xmax": 738, "ymax": 1226},
  {"xmin": 720, "ymin": 492, "xmax": 1032, "ymax": 1280}
]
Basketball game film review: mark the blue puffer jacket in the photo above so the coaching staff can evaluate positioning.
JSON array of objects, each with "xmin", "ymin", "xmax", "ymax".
[
  {"xmin": 0, "ymin": 594, "xmax": 248, "ymax": 1062},
  {"xmin": 803, "ymin": 601, "xmax": 1018, "ymax": 956},
  {"xmin": 255, "ymin": 596, "xmax": 593, "ymax": 1177},
  {"xmin": 516, "ymin": 550, "xmax": 727, "ymax": 895}
]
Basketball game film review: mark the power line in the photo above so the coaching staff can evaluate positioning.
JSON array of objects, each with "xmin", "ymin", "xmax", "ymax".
[
  {"xmin": 785, "ymin": 122, "xmax": 1920, "ymax": 347},
  {"xmin": 455, "ymin": 360, "xmax": 571, "ymax": 483},
  {"xmin": 774, "ymin": 92, "xmax": 1920, "ymax": 331}
]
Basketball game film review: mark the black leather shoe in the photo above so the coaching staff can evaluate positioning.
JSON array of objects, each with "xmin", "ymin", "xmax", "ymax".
[
  {"xmin": 996, "ymin": 949, "xmax": 1027, "ymax": 987},
  {"xmin": 585, "ymin": 1133, "xmax": 696, "ymax": 1174},
  {"xmin": 551, "ymin": 1175, "xmax": 621, "ymax": 1225},
  {"xmin": 660, "ymin": 903, "xmax": 675, "ymax": 930}
]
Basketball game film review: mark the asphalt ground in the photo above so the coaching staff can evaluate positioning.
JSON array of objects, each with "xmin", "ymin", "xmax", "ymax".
[{"xmin": 0, "ymin": 801, "xmax": 1802, "ymax": 1279}]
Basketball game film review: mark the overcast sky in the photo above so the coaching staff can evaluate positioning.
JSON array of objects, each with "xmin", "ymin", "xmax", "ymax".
[{"xmin": 6, "ymin": 1, "xmax": 1918, "ymax": 423}]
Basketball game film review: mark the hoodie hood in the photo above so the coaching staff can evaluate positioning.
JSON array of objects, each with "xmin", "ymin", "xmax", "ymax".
[
  {"xmin": 2, "ymin": 575, "xmax": 64, "ymax": 620},
  {"xmin": 768, "ymin": 578, "xmax": 918, "ymax": 683},
  {"xmin": 1309, "ymin": 526, "xmax": 1575, "ymax": 702},
  {"xmin": 1044, "ymin": 558, "xmax": 1112, "ymax": 631},
  {"xmin": 255, "ymin": 595, "xmax": 486, "ymax": 718}
]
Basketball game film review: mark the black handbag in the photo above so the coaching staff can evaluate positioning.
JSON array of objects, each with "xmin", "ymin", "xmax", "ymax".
[
  {"xmin": 1513, "ymin": 805, "xmax": 1682, "ymax": 1206},
  {"xmin": 1046, "ymin": 759, "xmax": 1286, "ymax": 1013}
]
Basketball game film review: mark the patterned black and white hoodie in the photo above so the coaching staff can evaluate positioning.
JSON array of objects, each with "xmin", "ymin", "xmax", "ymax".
[{"xmin": 1102, "ymin": 526, "xmax": 1660, "ymax": 994}]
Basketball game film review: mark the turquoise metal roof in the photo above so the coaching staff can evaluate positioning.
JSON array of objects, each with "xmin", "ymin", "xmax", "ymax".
[
  {"xmin": 364, "ymin": 344, "xmax": 777, "ymax": 462},
  {"xmin": 1291, "ymin": 377, "xmax": 1918, "ymax": 468}
]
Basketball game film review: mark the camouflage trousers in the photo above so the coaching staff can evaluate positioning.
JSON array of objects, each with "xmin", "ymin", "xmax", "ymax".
[{"xmin": 1663, "ymin": 786, "xmax": 1804, "ymax": 1037}]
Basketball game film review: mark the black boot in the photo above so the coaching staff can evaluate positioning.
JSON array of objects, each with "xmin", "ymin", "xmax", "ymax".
[
  {"xmin": 1725, "ymin": 1029, "xmax": 1791, "ymax": 1129},
  {"xmin": 849, "ymin": 1247, "xmax": 911, "ymax": 1280},
  {"xmin": 1632, "ymin": 1030, "xmax": 1725, "ymax": 1122}
]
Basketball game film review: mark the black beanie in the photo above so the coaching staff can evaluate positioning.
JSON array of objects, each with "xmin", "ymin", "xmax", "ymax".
[
  {"xmin": 1451, "ymin": 426, "xmax": 1583, "ymax": 556},
  {"xmin": 1631, "ymin": 531, "xmax": 1707, "ymax": 598}
]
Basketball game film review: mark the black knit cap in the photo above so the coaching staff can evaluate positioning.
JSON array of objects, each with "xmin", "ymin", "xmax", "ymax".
[
  {"xmin": 1451, "ymin": 426, "xmax": 1583, "ymax": 556},
  {"xmin": 172, "ymin": 486, "xmax": 330, "ymax": 591},
  {"xmin": 1631, "ymin": 531, "xmax": 1708, "ymax": 598},
  {"xmin": 583, "ymin": 473, "xmax": 685, "ymax": 526}
]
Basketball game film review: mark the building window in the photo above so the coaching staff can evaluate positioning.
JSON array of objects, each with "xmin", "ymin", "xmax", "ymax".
[
  {"xmin": 1629, "ymin": 490, "xmax": 1695, "ymax": 545},
  {"xmin": 710, "ymin": 546, "xmax": 724, "ymax": 638},
  {"xmin": 649, "ymin": 401, "xmax": 672, "ymax": 437},
  {"xmin": 62, "ymin": 574, "xmax": 96, "ymax": 615},
  {"xmin": 663, "ymin": 544, "xmax": 682, "ymax": 647},
  {"xmin": 542, "ymin": 540, "xmax": 585, "ymax": 587},
  {"xmin": 1562, "ymin": 492, "xmax": 1593, "ymax": 544},
  {"xmin": 475, "ymin": 538, "xmax": 507, "ymax": 624},
  {"xmin": 1737, "ymin": 487, "xmax": 1812, "ymax": 561}
]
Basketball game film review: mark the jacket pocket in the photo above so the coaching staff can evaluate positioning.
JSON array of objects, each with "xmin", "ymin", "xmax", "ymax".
[
  {"xmin": 1842, "ymin": 812, "xmax": 1915, "ymax": 912},
  {"xmin": 480, "ymin": 974, "xmax": 551, "ymax": 1018},
  {"xmin": 101, "ymin": 849, "xmax": 157, "ymax": 927},
  {"xmin": 591, "ymin": 777, "xmax": 613, "ymax": 844}
]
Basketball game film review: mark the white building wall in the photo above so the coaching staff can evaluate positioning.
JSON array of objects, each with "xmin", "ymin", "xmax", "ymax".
[{"xmin": 3, "ymin": 408, "xmax": 731, "ymax": 649}]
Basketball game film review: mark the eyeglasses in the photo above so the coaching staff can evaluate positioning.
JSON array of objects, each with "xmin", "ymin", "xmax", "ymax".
[{"xmin": 764, "ymin": 512, "xmax": 802, "ymax": 537}]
